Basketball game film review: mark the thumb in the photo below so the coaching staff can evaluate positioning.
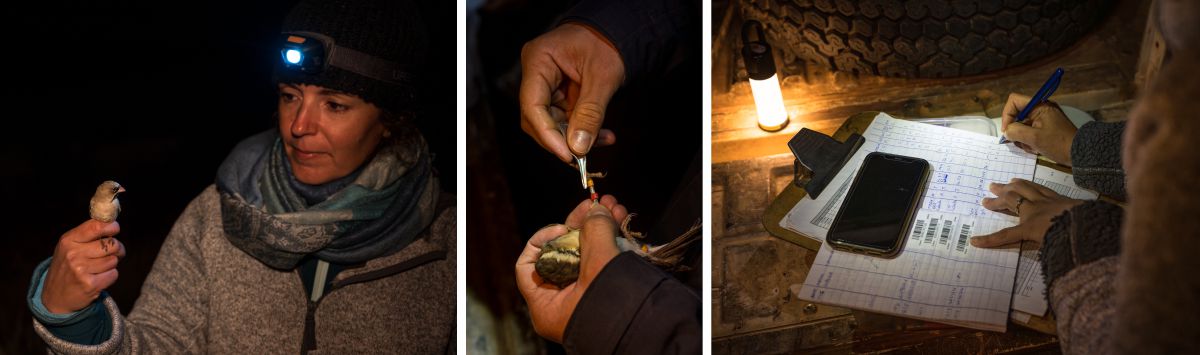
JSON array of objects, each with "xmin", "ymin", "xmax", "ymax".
[
  {"xmin": 969, "ymin": 226, "xmax": 1024, "ymax": 248},
  {"xmin": 566, "ymin": 73, "xmax": 619, "ymax": 156},
  {"xmin": 577, "ymin": 204, "xmax": 620, "ymax": 284}
]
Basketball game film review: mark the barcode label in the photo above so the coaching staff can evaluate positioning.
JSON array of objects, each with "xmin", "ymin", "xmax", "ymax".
[
  {"xmin": 910, "ymin": 219, "xmax": 926, "ymax": 241},
  {"xmin": 956, "ymin": 224, "xmax": 973, "ymax": 252},
  {"xmin": 939, "ymin": 221, "xmax": 952, "ymax": 245},
  {"xmin": 924, "ymin": 218, "xmax": 939, "ymax": 244}
]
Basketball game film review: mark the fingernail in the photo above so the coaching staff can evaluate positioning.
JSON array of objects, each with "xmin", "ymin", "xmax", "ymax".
[
  {"xmin": 969, "ymin": 236, "xmax": 983, "ymax": 246},
  {"xmin": 570, "ymin": 130, "xmax": 593, "ymax": 155}
]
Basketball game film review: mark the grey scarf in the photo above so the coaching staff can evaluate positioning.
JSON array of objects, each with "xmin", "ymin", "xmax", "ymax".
[{"xmin": 216, "ymin": 129, "xmax": 438, "ymax": 270}]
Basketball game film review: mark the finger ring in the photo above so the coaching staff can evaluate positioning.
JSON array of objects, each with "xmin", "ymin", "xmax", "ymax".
[{"xmin": 1015, "ymin": 197, "xmax": 1025, "ymax": 214}]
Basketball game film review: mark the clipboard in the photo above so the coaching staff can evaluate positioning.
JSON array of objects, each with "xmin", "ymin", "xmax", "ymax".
[
  {"xmin": 762, "ymin": 111, "xmax": 877, "ymax": 251},
  {"xmin": 761, "ymin": 111, "xmax": 1062, "ymax": 335}
]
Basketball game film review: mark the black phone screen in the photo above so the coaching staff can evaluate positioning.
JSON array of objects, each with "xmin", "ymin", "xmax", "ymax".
[{"xmin": 828, "ymin": 152, "xmax": 928, "ymax": 251}]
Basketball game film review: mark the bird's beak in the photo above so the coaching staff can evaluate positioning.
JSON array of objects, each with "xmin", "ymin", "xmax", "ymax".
[{"xmin": 118, "ymin": 186, "xmax": 126, "ymax": 193}]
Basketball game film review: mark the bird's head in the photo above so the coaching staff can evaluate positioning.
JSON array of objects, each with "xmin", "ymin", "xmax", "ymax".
[{"xmin": 96, "ymin": 180, "xmax": 125, "ymax": 200}]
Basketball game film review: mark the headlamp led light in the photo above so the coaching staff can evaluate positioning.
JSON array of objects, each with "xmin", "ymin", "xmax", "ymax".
[{"xmin": 278, "ymin": 31, "xmax": 410, "ymax": 85}]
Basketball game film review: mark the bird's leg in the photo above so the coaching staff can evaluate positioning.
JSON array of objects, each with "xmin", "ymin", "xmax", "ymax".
[
  {"xmin": 586, "ymin": 173, "xmax": 606, "ymax": 204},
  {"xmin": 620, "ymin": 213, "xmax": 644, "ymax": 240}
]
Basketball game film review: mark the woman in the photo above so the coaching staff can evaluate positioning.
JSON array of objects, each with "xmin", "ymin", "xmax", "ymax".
[
  {"xmin": 969, "ymin": 1, "xmax": 1200, "ymax": 352},
  {"xmin": 27, "ymin": 0, "xmax": 455, "ymax": 353}
]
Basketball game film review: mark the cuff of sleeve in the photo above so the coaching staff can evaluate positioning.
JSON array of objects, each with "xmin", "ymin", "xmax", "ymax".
[
  {"xmin": 33, "ymin": 297, "xmax": 125, "ymax": 354},
  {"xmin": 29, "ymin": 257, "xmax": 99, "ymax": 325},
  {"xmin": 563, "ymin": 251, "xmax": 667, "ymax": 355},
  {"xmin": 1040, "ymin": 200, "xmax": 1123, "ymax": 290},
  {"xmin": 1070, "ymin": 121, "xmax": 1128, "ymax": 200},
  {"xmin": 28, "ymin": 257, "xmax": 114, "ymax": 345}
]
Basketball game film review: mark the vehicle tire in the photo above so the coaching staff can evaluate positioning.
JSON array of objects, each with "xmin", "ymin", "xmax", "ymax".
[{"xmin": 740, "ymin": 0, "xmax": 1113, "ymax": 78}]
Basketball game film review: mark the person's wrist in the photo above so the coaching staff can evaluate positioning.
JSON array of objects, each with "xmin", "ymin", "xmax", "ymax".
[
  {"xmin": 559, "ymin": 21, "xmax": 618, "ymax": 55},
  {"xmin": 1059, "ymin": 139, "xmax": 1073, "ymax": 166},
  {"xmin": 43, "ymin": 296, "xmax": 75, "ymax": 315}
]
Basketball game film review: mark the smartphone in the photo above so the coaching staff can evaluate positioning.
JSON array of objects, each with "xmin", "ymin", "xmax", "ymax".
[{"xmin": 827, "ymin": 152, "xmax": 929, "ymax": 258}]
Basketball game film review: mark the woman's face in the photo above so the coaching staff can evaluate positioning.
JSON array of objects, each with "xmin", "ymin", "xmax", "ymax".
[{"xmin": 278, "ymin": 83, "xmax": 386, "ymax": 185}]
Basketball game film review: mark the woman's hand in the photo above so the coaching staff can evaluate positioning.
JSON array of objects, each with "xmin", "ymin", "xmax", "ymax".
[
  {"xmin": 971, "ymin": 178, "xmax": 1084, "ymax": 247},
  {"xmin": 519, "ymin": 23, "xmax": 623, "ymax": 162},
  {"xmin": 1001, "ymin": 93, "xmax": 1077, "ymax": 166},
  {"xmin": 515, "ymin": 195, "xmax": 628, "ymax": 343},
  {"xmin": 42, "ymin": 220, "xmax": 125, "ymax": 314}
]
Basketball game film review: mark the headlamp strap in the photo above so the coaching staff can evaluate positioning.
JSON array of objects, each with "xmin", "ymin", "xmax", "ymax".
[{"xmin": 286, "ymin": 31, "xmax": 412, "ymax": 86}]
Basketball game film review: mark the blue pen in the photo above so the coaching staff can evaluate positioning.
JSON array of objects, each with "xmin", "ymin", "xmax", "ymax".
[{"xmin": 1000, "ymin": 67, "xmax": 1064, "ymax": 144}]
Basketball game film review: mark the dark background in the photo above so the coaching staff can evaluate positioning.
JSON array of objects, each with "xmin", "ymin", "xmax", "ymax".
[
  {"xmin": 0, "ymin": 0, "xmax": 455, "ymax": 352},
  {"xmin": 467, "ymin": 0, "xmax": 701, "ymax": 352}
]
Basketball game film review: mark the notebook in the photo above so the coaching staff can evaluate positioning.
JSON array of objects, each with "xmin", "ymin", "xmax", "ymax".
[{"xmin": 782, "ymin": 112, "xmax": 1039, "ymax": 331}]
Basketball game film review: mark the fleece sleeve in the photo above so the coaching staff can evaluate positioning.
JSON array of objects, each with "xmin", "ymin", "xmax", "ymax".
[{"xmin": 32, "ymin": 189, "xmax": 216, "ymax": 354}]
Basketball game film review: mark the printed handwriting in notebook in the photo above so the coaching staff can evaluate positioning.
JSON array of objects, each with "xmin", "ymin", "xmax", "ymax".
[{"xmin": 785, "ymin": 113, "xmax": 1037, "ymax": 331}]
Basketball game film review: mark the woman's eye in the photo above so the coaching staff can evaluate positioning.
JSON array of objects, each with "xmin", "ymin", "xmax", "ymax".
[
  {"xmin": 327, "ymin": 101, "xmax": 348, "ymax": 112},
  {"xmin": 280, "ymin": 92, "xmax": 298, "ymax": 102}
]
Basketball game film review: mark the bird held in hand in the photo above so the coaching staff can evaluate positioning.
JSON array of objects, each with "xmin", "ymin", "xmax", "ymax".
[
  {"xmin": 534, "ymin": 215, "xmax": 700, "ymax": 288},
  {"xmin": 90, "ymin": 180, "xmax": 125, "ymax": 223}
]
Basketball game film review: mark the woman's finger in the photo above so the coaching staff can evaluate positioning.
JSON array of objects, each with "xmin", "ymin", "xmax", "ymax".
[
  {"xmin": 86, "ymin": 255, "xmax": 120, "ymax": 274},
  {"xmin": 1002, "ymin": 191, "xmax": 1024, "ymax": 213},
  {"xmin": 76, "ymin": 238, "xmax": 120, "ymax": 259},
  {"xmin": 598, "ymin": 195, "xmax": 618, "ymax": 210},
  {"xmin": 114, "ymin": 239, "xmax": 126, "ymax": 259},
  {"xmin": 1004, "ymin": 123, "xmax": 1040, "ymax": 150},
  {"xmin": 981, "ymin": 197, "xmax": 1009, "ymax": 212},
  {"xmin": 530, "ymin": 224, "xmax": 570, "ymax": 250},
  {"xmin": 1006, "ymin": 178, "xmax": 1049, "ymax": 200},
  {"xmin": 970, "ymin": 226, "xmax": 1026, "ymax": 248},
  {"xmin": 1026, "ymin": 179, "xmax": 1060, "ymax": 198},
  {"xmin": 516, "ymin": 224, "xmax": 573, "ymax": 292},
  {"xmin": 986, "ymin": 183, "xmax": 1017, "ymax": 210},
  {"xmin": 593, "ymin": 129, "xmax": 616, "ymax": 147},
  {"xmin": 610, "ymin": 204, "xmax": 628, "ymax": 224},
  {"xmin": 1001, "ymin": 93, "xmax": 1032, "ymax": 132}
]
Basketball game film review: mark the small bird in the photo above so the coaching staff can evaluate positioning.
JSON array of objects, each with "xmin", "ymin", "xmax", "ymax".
[
  {"xmin": 535, "ymin": 216, "xmax": 700, "ymax": 288},
  {"xmin": 89, "ymin": 181, "xmax": 124, "ymax": 252},
  {"xmin": 89, "ymin": 180, "xmax": 125, "ymax": 223}
]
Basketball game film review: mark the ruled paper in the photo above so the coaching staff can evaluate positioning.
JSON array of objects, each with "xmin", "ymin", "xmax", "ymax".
[
  {"xmin": 1010, "ymin": 167, "xmax": 1100, "ymax": 317},
  {"xmin": 786, "ymin": 113, "xmax": 1037, "ymax": 331}
]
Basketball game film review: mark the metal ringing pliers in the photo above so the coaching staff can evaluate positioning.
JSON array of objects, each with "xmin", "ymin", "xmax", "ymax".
[{"xmin": 558, "ymin": 123, "xmax": 590, "ymax": 190}]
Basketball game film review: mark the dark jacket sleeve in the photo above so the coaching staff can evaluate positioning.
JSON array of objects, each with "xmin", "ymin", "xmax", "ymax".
[
  {"xmin": 561, "ymin": 0, "xmax": 698, "ymax": 83},
  {"xmin": 1070, "ymin": 121, "xmax": 1127, "ymax": 200},
  {"xmin": 1038, "ymin": 200, "xmax": 1123, "ymax": 353},
  {"xmin": 1040, "ymin": 200, "xmax": 1123, "ymax": 288},
  {"xmin": 563, "ymin": 252, "xmax": 700, "ymax": 355}
]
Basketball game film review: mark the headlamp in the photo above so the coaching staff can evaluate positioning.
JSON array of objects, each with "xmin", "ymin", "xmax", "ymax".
[{"xmin": 278, "ymin": 31, "xmax": 410, "ymax": 85}]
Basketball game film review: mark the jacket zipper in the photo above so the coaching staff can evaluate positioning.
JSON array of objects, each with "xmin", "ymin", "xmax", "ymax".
[{"xmin": 297, "ymin": 250, "xmax": 446, "ymax": 354}]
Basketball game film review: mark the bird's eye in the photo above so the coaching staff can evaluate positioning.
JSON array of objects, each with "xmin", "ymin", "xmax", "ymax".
[{"xmin": 112, "ymin": 187, "xmax": 119, "ymax": 192}]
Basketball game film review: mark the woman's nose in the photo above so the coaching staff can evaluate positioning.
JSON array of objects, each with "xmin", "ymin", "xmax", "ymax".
[{"xmin": 290, "ymin": 102, "xmax": 317, "ymax": 137}]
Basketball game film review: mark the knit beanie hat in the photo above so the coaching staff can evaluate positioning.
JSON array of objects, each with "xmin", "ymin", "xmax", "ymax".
[{"xmin": 275, "ymin": 0, "xmax": 428, "ymax": 114}]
